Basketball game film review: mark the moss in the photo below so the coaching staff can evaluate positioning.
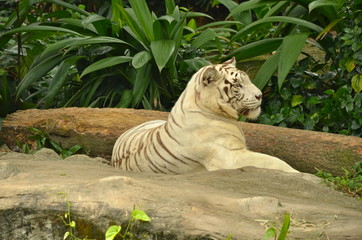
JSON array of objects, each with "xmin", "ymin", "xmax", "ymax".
[{"xmin": 327, "ymin": 148, "xmax": 361, "ymax": 174}]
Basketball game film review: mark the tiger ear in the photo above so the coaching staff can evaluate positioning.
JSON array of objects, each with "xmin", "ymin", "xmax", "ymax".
[
  {"xmin": 202, "ymin": 67, "xmax": 222, "ymax": 87},
  {"xmin": 223, "ymin": 57, "xmax": 236, "ymax": 67}
]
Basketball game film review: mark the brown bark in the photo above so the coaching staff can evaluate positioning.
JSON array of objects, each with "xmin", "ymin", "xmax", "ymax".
[{"xmin": 1, "ymin": 108, "xmax": 361, "ymax": 175}]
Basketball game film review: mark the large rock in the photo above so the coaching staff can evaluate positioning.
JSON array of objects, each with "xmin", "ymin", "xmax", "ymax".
[
  {"xmin": 1, "ymin": 108, "xmax": 361, "ymax": 175},
  {"xmin": 0, "ymin": 149, "xmax": 361, "ymax": 239}
]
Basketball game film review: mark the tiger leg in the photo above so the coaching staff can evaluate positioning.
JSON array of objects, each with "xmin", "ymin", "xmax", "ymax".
[
  {"xmin": 204, "ymin": 150, "xmax": 299, "ymax": 173},
  {"xmin": 238, "ymin": 150, "xmax": 299, "ymax": 173}
]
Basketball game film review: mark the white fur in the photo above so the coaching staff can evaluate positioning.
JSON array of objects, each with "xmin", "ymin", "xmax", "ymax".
[{"xmin": 112, "ymin": 58, "xmax": 299, "ymax": 173}]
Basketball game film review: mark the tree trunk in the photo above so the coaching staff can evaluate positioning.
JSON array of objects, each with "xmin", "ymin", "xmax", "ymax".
[{"xmin": 1, "ymin": 108, "xmax": 361, "ymax": 175}]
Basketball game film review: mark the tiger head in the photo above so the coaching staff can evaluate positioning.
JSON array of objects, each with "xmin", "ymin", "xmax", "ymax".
[{"xmin": 194, "ymin": 57, "xmax": 262, "ymax": 120}]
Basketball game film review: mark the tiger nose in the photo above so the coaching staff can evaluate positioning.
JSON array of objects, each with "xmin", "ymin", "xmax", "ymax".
[{"xmin": 255, "ymin": 94, "xmax": 262, "ymax": 101}]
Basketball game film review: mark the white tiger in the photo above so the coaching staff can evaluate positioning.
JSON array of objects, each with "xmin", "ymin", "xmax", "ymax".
[{"xmin": 111, "ymin": 58, "xmax": 299, "ymax": 174}]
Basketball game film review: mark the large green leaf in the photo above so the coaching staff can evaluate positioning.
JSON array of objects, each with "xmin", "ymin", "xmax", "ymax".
[
  {"xmin": 82, "ymin": 15, "xmax": 112, "ymax": 36},
  {"xmin": 296, "ymin": 0, "xmax": 340, "ymax": 24},
  {"xmin": 253, "ymin": 50, "xmax": 281, "ymax": 90},
  {"xmin": 153, "ymin": 17, "xmax": 173, "ymax": 40},
  {"xmin": 105, "ymin": 225, "xmax": 121, "ymax": 240},
  {"xmin": 278, "ymin": 32, "xmax": 309, "ymax": 89},
  {"xmin": 264, "ymin": 1, "xmax": 289, "ymax": 18},
  {"xmin": 57, "ymin": 18, "xmax": 98, "ymax": 34},
  {"xmin": 116, "ymin": 90, "xmax": 133, "ymax": 108},
  {"xmin": 132, "ymin": 51, "xmax": 152, "ymax": 69},
  {"xmin": 228, "ymin": 38, "xmax": 283, "ymax": 61},
  {"xmin": 38, "ymin": 38, "xmax": 82, "ymax": 61},
  {"xmin": 131, "ymin": 209, "xmax": 151, "ymax": 222},
  {"xmin": 42, "ymin": 56, "xmax": 85, "ymax": 108},
  {"xmin": 308, "ymin": 0, "xmax": 342, "ymax": 13},
  {"xmin": 40, "ymin": 37, "xmax": 131, "ymax": 61},
  {"xmin": 111, "ymin": 0, "xmax": 122, "ymax": 26},
  {"xmin": 232, "ymin": 16, "xmax": 323, "ymax": 41},
  {"xmin": 128, "ymin": 0, "xmax": 155, "ymax": 41},
  {"xmin": 228, "ymin": 0, "xmax": 279, "ymax": 18},
  {"xmin": 165, "ymin": 0, "xmax": 176, "ymax": 15},
  {"xmin": 16, "ymin": 54, "xmax": 64, "ymax": 99},
  {"xmin": 262, "ymin": 228, "xmax": 277, "ymax": 240},
  {"xmin": 45, "ymin": 0, "xmax": 91, "ymax": 16},
  {"xmin": 116, "ymin": 5, "xmax": 150, "ymax": 46},
  {"xmin": 181, "ymin": 12, "xmax": 213, "ymax": 20},
  {"xmin": 191, "ymin": 28, "xmax": 218, "ymax": 49},
  {"xmin": 63, "ymin": 80, "xmax": 94, "ymax": 107},
  {"xmin": 196, "ymin": 21, "xmax": 241, "ymax": 31},
  {"xmin": 4, "ymin": 0, "xmax": 31, "ymax": 28},
  {"xmin": 150, "ymin": 40, "xmax": 176, "ymax": 72},
  {"xmin": 277, "ymin": 213, "xmax": 291, "ymax": 240},
  {"xmin": 351, "ymin": 75, "xmax": 362, "ymax": 93},
  {"xmin": 184, "ymin": 58, "xmax": 211, "ymax": 71},
  {"xmin": 217, "ymin": 0, "xmax": 252, "ymax": 25},
  {"xmin": 1, "ymin": 25, "xmax": 82, "ymax": 37},
  {"xmin": 132, "ymin": 64, "xmax": 152, "ymax": 107},
  {"xmin": 80, "ymin": 56, "xmax": 132, "ymax": 78},
  {"xmin": 216, "ymin": 0, "xmax": 238, "ymax": 12},
  {"xmin": 82, "ymin": 78, "xmax": 103, "ymax": 107}
]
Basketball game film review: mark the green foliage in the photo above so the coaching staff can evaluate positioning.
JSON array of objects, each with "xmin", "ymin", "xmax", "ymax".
[
  {"xmin": 0, "ymin": 72, "xmax": 17, "ymax": 117},
  {"xmin": 60, "ymin": 200, "xmax": 93, "ymax": 240},
  {"xmin": 1, "ymin": 0, "xmax": 360, "ymax": 137},
  {"xmin": 105, "ymin": 208, "xmax": 151, "ymax": 240},
  {"xmin": 0, "ymin": 0, "xmax": 78, "ymax": 116},
  {"xmin": 216, "ymin": 0, "xmax": 334, "ymax": 90},
  {"xmin": 59, "ymin": 195, "xmax": 151, "ymax": 240},
  {"xmin": 1, "ymin": 0, "xmax": 236, "ymax": 111},
  {"xmin": 333, "ymin": 0, "xmax": 362, "ymax": 93},
  {"xmin": 316, "ymin": 162, "xmax": 362, "ymax": 199},
  {"xmin": 262, "ymin": 213, "xmax": 291, "ymax": 240},
  {"xmin": 258, "ymin": 0, "xmax": 362, "ymax": 136},
  {"xmin": 259, "ymin": 57, "xmax": 362, "ymax": 136},
  {"xmin": 223, "ymin": 233, "xmax": 233, "ymax": 240},
  {"xmin": 17, "ymin": 127, "xmax": 82, "ymax": 158}
]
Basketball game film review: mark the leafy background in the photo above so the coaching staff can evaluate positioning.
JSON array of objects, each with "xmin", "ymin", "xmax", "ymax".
[{"xmin": 0, "ymin": 0, "xmax": 361, "ymax": 137}]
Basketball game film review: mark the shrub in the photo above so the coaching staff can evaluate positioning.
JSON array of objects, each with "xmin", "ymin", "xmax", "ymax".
[
  {"xmin": 316, "ymin": 162, "xmax": 362, "ymax": 199},
  {"xmin": 259, "ymin": 57, "xmax": 362, "ymax": 136},
  {"xmin": 0, "ymin": 0, "xmax": 235, "ymax": 111},
  {"xmin": 258, "ymin": 0, "xmax": 362, "ymax": 136}
]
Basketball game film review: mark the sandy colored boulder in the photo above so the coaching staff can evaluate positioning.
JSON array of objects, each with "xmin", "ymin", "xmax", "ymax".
[{"xmin": 0, "ymin": 149, "xmax": 361, "ymax": 239}]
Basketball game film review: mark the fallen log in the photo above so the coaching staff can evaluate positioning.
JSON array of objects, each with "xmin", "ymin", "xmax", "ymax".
[{"xmin": 1, "ymin": 107, "xmax": 361, "ymax": 175}]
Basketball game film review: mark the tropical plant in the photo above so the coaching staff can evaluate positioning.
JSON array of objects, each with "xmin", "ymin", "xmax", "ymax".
[
  {"xmin": 214, "ymin": 0, "xmax": 345, "ymax": 90},
  {"xmin": 105, "ymin": 208, "xmax": 151, "ymax": 240},
  {"xmin": 262, "ymin": 212, "xmax": 291, "ymax": 240},
  {"xmin": 0, "ymin": 0, "xmax": 73, "ymax": 116},
  {"xmin": 316, "ymin": 162, "xmax": 362, "ymax": 199},
  {"xmin": 17, "ymin": 127, "xmax": 82, "ymax": 158},
  {"xmin": 1, "ymin": 0, "xmax": 237, "ymax": 111},
  {"xmin": 258, "ymin": 56, "xmax": 362, "ymax": 136},
  {"xmin": 58, "ymin": 193, "xmax": 151, "ymax": 240},
  {"xmin": 257, "ymin": 0, "xmax": 362, "ymax": 136},
  {"xmin": 332, "ymin": 0, "xmax": 362, "ymax": 94}
]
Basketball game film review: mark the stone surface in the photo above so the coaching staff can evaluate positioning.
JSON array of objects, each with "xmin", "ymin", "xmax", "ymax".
[
  {"xmin": 1, "ymin": 149, "xmax": 362, "ymax": 239},
  {"xmin": 1, "ymin": 108, "xmax": 362, "ymax": 175}
]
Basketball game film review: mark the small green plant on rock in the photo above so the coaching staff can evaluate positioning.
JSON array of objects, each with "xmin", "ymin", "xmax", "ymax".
[
  {"xmin": 105, "ymin": 208, "xmax": 151, "ymax": 240},
  {"xmin": 58, "ymin": 193, "xmax": 151, "ymax": 240},
  {"xmin": 316, "ymin": 162, "xmax": 362, "ymax": 199},
  {"xmin": 16, "ymin": 127, "xmax": 82, "ymax": 158},
  {"xmin": 61, "ymin": 201, "xmax": 95, "ymax": 240},
  {"xmin": 262, "ymin": 212, "xmax": 291, "ymax": 240}
]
